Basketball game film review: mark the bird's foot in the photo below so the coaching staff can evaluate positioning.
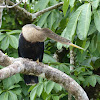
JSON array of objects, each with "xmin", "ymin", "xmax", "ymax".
[{"xmin": 36, "ymin": 59, "xmax": 39, "ymax": 64}]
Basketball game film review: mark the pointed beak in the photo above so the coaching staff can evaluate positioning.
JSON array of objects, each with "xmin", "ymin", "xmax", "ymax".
[{"xmin": 69, "ymin": 43, "xmax": 85, "ymax": 50}]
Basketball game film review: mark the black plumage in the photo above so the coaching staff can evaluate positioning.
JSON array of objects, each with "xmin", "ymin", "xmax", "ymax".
[{"xmin": 18, "ymin": 33, "xmax": 44, "ymax": 84}]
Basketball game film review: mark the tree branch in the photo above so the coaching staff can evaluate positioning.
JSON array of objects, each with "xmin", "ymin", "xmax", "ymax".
[
  {"xmin": 0, "ymin": 0, "xmax": 4, "ymax": 28},
  {"xmin": 0, "ymin": 50, "xmax": 89, "ymax": 100},
  {"xmin": 0, "ymin": 0, "xmax": 22, "ymax": 8},
  {"xmin": 34, "ymin": 2, "xmax": 63, "ymax": 17},
  {"xmin": 8, "ymin": 1, "xmax": 63, "ymax": 23}
]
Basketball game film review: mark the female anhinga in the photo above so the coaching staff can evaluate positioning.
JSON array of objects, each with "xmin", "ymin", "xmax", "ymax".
[{"xmin": 18, "ymin": 24, "xmax": 83, "ymax": 85}]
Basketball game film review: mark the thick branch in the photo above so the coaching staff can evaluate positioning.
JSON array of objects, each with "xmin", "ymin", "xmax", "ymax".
[
  {"xmin": 8, "ymin": 1, "xmax": 63, "ymax": 23},
  {"xmin": 0, "ymin": 50, "xmax": 89, "ymax": 100}
]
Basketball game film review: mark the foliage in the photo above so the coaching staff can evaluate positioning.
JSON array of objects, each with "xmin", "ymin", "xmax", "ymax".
[{"xmin": 0, "ymin": 0, "xmax": 100, "ymax": 99}]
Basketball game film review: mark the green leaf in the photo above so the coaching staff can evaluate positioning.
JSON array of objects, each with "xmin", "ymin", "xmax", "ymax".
[
  {"xmin": 43, "ymin": 53, "xmax": 57, "ymax": 63},
  {"xmin": 94, "ymin": 10, "xmax": 100, "ymax": 32},
  {"xmin": 36, "ymin": 83, "xmax": 43, "ymax": 97},
  {"xmin": 8, "ymin": 84, "xmax": 20, "ymax": 90},
  {"xmin": 0, "ymin": 92, "xmax": 8, "ymax": 100},
  {"xmin": 28, "ymin": 84, "xmax": 37, "ymax": 92},
  {"xmin": 37, "ymin": 12, "xmax": 51, "ymax": 27},
  {"xmin": 57, "ymin": 28, "xmax": 67, "ymax": 49},
  {"xmin": 8, "ymin": 91, "xmax": 17, "ymax": 100},
  {"xmin": 34, "ymin": 0, "xmax": 49, "ymax": 11},
  {"xmin": 52, "ymin": 96, "xmax": 59, "ymax": 100},
  {"xmin": 78, "ymin": 76, "xmax": 85, "ymax": 81},
  {"xmin": 97, "ymin": 33, "xmax": 100, "ymax": 53},
  {"xmin": 46, "ymin": 95, "xmax": 51, "ymax": 100},
  {"xmin": 0, "ymin": 88, "xmax": 3, "ymax": 94},
  {"xmin": 11, "ymin": 88, "xmax": 22, "ymax": 95},
  {"xmin": 65, "ymin": 4, "xmax": 85, "ymax": 41},
  {"xmin": 44, "ymin": 81, "xmax": 55, "ymax": 94},
  {"xmin": 88, "ymin": 21, "xmax": 97, "ymax": 36},
  {"xmin": 54, "ymin": 83, "xmax": 62, "ymax": 93},
  {"xmin": 63, "ymin": 0, "xmax": 69, "ymax": 16},
  {"xmin": 30, "ymin": 86, "xmax": 37, "ymax": 100},
  {"xmin": 57, "ymin": 4, "xmax": 84, "ymax": 49},
  {"xmin": 95, "ymin": 75, "xmax": 100, "ymax": 84},
  {"xmin": 76, "ymin": 51, "xmax": 87, "ymax": 63},
  {"xmin": 47, "ymin": 11, "xmax": 56, "ymax": 29},
  {"xmin": 59, "ymin": 64, "xmax": 70, "ymax": 74},
  {"xmin": 89, "ymin": 35, "xmax": 97, "ymax": 53},
  {"xmin": 9, "ymin": 35, "xmax": 18, "ymax": 49},
  {"xmin": 69, "ymin": 0, "xmax": 75, "ymax": 7},
  {"xmin": 0, "ymin": 33, "xmax": 6, "ymax": 41},
  {"xmin": 7, "ymin": 30, "xmax": 21, "ymax": 35},
  {"xmin": 53, "ymin": 11, "xmax": 62, "ymax": 30},
  {"xmin": 88, "ymin": 75, "xmax": 96, "ymax": 87},
  {"xmin": 59, "ymin": 94, "xmax": 67, "ymax": 99},
  {"xmin": 92, "ymin": 0, "xmax": 99, "ymax": 9},
  {"xmin": 77, "ymin": 3, "xmax": 91, "ymax": 40},
  {"xmin": 1, "ymin": 36, "xmax": 9, "ymax": 50},
  {"xmin": 3, "ymin": 74, "xmax": 22, "ymax": 89}
]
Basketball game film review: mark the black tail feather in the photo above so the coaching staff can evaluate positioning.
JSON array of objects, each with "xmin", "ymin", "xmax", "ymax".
[{"xmin": 24, "ymin": 75, "xmax": 38, "ymax": 85}]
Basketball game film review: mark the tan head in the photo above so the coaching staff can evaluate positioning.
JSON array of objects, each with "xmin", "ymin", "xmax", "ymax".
[{"xmin": 22, "ymin": 24, "xmax": 47, "ymax": 42}]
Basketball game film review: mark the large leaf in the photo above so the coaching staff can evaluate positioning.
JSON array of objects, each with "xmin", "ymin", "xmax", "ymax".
[
  {"xmin": 0, "ymin": 33, "xmax": 6, "ymax": 41},
  {"xmin": 44, "ymin": 81, "xmax": 55, "ymax": 94},
  {"xmin": 89, "ymin": 35, "xmax": 97, "ymax": 53},
  {"xmin": 88, "ymin": 21, "xmax": 97, "ymax": 36},
  {"xmin": 3, "ymin": 74, "xmax": 22, "ymax": 89},
  {"xmin": 34, "ymin": 0, "xmax": 49, "ymax": 11},
  {"xmin": 1, "ymin": 36, "xmax": 9, "ymax": 50},
  {"xmin": 47, "ymin": 11, "xmax": 56, "ymax": 29},
  {"xmin": 0, "ymin": 92, "xmax": 8, "ymax": 100},
  {"xmin": 7, "ymin": 30, "xmax": 21, "ymax": 35},
  {"xmin": 52, "ymin": 96, "xmax": 59, "ymax": 100},
  {"xmin": 63, "ymin": 0, "xmax": 69, "ymax": 16},
  {"xmin": 36, "ymin": 83, "xmax": 43, "ymax": 97},
  {"xmin": 59, "ymin": 64, "xmax": 70, "ymax": 74},
  {"xmin": 77, "ymin": 3, "xmax": 91, "ymax": 40},
  {"xmin": 43, "ymin": 53, "xmax": 57, "ymax": 63},
  {"xmin": 0, "ymin": 88, "xmax": 3, "ymax": 94},
  {"xmin": 95, "ymin": 75, "xmax": 100, "ymax": 84},
  {"xmin": 9, "ymin": 35, "xmax": 18, "ymax": 49},
  {"xmin": 97, "ymin": 32, "xmax": 100, "ymax": 53},
  {"xmin": 8, "ymin": 91, "xmax": 17, "ymax": 100},
  {"xmin": 92, "ymin": 0, "xmax": 99, "ymax": 9},
  {"xmin": 65, "ymin": 4, "xmax": 84, "ymax": 40},
  {"xmin": 94, "ymin": 10, "xmax": 100, "ymax": 32},
  {"xmin": 37, "ymin": 12, "xmax": 51, "ymax": 27},
  {"xmin": 88, "ymin": 75, "xmax": 96, "ymax": 87},
  {"xmin": 53, "ymin": 11, "xmax": 62, "ymax": 30},
  {"xmin": 54, "ymin": 83, "xmax": 62, "ymax": 93},
  {"xmin": 57, "ymin": 4, "xmax": 84, "ymax": 49},
  {"xmin": 69, "ymin": 0, "xmax": 76, "ymax": 7},
  {"xmin": 30, "ymin": 86, "xmax": 37, "ymax": 100},
  {"xmin": 6, "ymin": 30, "xmax": 21, "ymax": 35}
]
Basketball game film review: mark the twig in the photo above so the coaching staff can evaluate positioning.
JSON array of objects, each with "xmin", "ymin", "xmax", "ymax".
[
  {"xmin": 0, "ymin": 0, "xmax": 22, "ymax": 8},
  {"xmin": 68, "ymin": 49, "xmax": 75, "ymax": 100},
  {"xmin": 0, "ymin": 0, "xmax": 4, "ymax": 28},
  {"xmin": 34, "ymin": 2, "xmax": 63, "ymax": 17},
  {"xmin": 0, "ymin": 50, "xmax": 89, "ymax": 100}
]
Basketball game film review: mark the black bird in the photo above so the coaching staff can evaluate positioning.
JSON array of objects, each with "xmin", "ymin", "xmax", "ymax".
[{"xmin": 18, "ymin": 24, "xmax": 83, "ymax": 85}]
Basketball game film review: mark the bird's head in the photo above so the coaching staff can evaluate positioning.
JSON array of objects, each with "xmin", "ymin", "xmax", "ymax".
[{"xmin": 22, "ymin": 24, "xmax": 47, "ymax": 42}]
